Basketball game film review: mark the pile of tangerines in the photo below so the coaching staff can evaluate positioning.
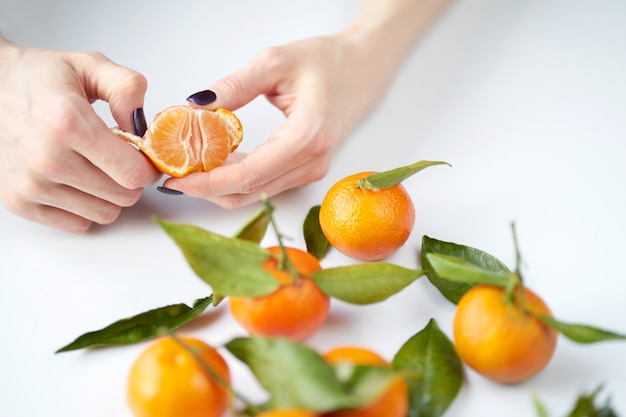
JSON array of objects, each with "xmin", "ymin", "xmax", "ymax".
[{"xmin": 58, "ymin": 106, "xmax": 623, "ymax": 417}]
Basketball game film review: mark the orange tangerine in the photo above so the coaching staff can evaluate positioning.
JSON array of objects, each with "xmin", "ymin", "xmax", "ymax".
[
  {"xmin": 127, "ymin": 335, "xmax": 230, "ymax": 417},
  {"xmin": 114, "ymin": 105, "xmax": 242, "ymax": 177},
  {"xmin": 229, "ymin": 246, "xmax": 330, "ymax": 342},
  {"xmin": 319, "ymin": 171, "xmax": 415, "ymax": 261},
  {"xmin": 321, "ymin": 346, "xmax": 408, "ymax": 417},
  {"xmin": 453, "ymin": 284, "xmax": 558, "ymax": 384}
]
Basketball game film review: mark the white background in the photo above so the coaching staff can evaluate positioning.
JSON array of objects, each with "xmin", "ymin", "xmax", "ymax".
[{"xmin": 1, "ymin": 0, "xmax": 626, "ymax": 416}]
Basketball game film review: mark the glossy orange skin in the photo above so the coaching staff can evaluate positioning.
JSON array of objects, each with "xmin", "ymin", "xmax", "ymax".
[
  {"xmin": 127, "ymin": 336, "xmax": 230, "ymax": 417},
  {"xmin": 321, "ymin": 346, "xmax": 408, "ymax": 417},
  {"xmin": 319, "ymin": 172, "xmax": 415, "ymax": 261},
  {"xmin": 453, "ymin": 284, "xmax": 558, "ymax": 384},
  {"xmin": 229, "ymin": 246, "xmax": 330, "ymax": 342},
  {"xmin": 256, "ymin": 409, "xmax": 319, "ymax": 417}
]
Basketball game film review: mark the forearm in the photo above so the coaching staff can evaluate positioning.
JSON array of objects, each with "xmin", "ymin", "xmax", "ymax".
[{"xmin": 349, "ymin": 0, "xmax": 452, "ymax": 65}]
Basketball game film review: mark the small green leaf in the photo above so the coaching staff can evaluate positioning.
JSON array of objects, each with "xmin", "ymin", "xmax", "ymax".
[
  {"xmin": 154, "ymin": 216, "xmax": 278, "ymax": 297},
  {"xmin": 421, "ymin": 236, "xmax": 511, "ymax": 304},
  {"xmin": 55, "ymin": 297, "xmax": 213, "ymax": 353},
  {"xmin": 533, "ymin": 394, "xmax": 551, "ymax": 417},
  {"xmin": 303, "ymin": 205, "xmax": 329, "ymax": 260},
  {"xmin": 312, "ymin": 263, "xmax": 424, "ymax": 304},
  {"xmin": 234, "ymin": 207, "xmax": 271, "ymax": 244},
  {"xmin": 393, "ymin": 319, "xmax": 463, "ymax": 417},
  {"xmin": 539, "ymin": 316, "xmax": 626, "ymax": 344},
  {"xmin": 425, "ymin": 253, "xmax": 511, "ymax": 287},
  {"xmin": 364, "ymin": 160, "xmax": 451, "ymax": 189},
  {"xmin": 565, "ymin": 386, "xmax": 617, "ymax": 417},
  {"xmin": 225, "ymin": 337, "xmax": 349, "ymax": 412}
]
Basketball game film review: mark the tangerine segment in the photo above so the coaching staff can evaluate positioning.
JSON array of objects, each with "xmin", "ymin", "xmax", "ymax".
[
  {"xmin": 319, "ymin": 172, "xmax": 415, "ymax": 261},
  {"xmin": 453, "ymin": 284, "xmax": 558, "ymax": 384},
  {"xmin": 321, "ymin": 346, "xmax": 408, "ymax": 417},
  {"xmin": 127, "ymin": 336, "xmax": 230, "ymax": 417},
  {"xmin": 229, "ymin": 246, "xmax": 330, "ymax": 342},
  {"xmin": 115, "ymin": 105, "xmax": 242, "ymax": 177}
]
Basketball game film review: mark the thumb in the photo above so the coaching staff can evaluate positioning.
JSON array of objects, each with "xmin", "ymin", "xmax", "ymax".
[
  {"xmin": 188, "ymin": 54, "xmax": 281, "ymax": 111},
  {"xmin": 76, "ymin": 52, "xmax": 148, "ymax": 132}
]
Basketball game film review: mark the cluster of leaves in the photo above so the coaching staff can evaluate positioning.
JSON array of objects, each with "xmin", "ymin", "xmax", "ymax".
[{"xmin": 56, "ymin": 200, "xmax": 626, "ymax": 416}]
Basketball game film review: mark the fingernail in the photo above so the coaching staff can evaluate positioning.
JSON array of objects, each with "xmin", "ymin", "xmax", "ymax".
[
  {"xmin": 157, "ymin": 186, "xmax": 184, "ymax": 196},
  {"xmin": 132, "ymin": 108, "xmax": 147, "ymax": 136},
  {"xmin": 186, "ymin": 89, "xmax": 217, "ymax": 106}
]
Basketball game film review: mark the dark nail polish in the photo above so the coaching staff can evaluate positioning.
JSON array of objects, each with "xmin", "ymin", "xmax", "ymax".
[
  {"xmin": 157, "ymin": 186, "xmax": 184, "ymax": 196},
  {"xmin": 132, "ymin": 108, "xmax": 147, "ymax": 136},
  {"xmin": 186, "ymin": 89, "xmax": 217, "ymax": 106}
]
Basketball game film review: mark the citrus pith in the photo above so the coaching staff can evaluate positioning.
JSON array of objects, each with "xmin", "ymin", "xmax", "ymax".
[{"xmin": 114, "ymin": 105, "xmax": 242, "ymax": 177}]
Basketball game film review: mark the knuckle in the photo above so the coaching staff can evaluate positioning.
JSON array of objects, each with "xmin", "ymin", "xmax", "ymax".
[
  {"xmin": 255, "ymin": 46, "xmax": 294, "ymax": 72},
  {"xmin": 116, "ymin": 188, "xmax": 143, "ymax": 207},
  {"xmin": 96, "ymin": 204, "xmax": 123, "ymax": 225}
]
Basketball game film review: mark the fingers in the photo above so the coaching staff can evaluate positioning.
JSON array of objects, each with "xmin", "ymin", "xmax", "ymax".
[
  {"xmin": 188, "ymin": 48, "xmax": 284, "ymax": 111},
  {"xmin": 73, "ymin": 51, "xmax": 148, "ymax": 132},
  {"xmin": 162, "ymin": 113, "xmax": 334, "ymax": 208}
]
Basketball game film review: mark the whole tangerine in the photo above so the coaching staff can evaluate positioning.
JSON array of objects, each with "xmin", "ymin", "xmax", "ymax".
[
  {"xmin": 229, "ymin": 246, "xmax": 330, "ymax": 342},
  {"xmin": 127, "ymin": 335, "xmax": 230, "ymax": 417},
  {"xmin": 319, "ymin": 172, "xmax": 415, "ymax": 261},
  {"xmin": 453, "ymin": 284, "xmax": 558, "ymax": 384},
  {"xmin": 321, "ymin": 346, "xmax": 408, "ymax": 417}
]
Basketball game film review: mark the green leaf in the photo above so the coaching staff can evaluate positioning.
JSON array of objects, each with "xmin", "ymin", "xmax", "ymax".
[
  {"xmin": 533, "ymin": 394, "xmax": 551, "ymax": 417},
  {"xmin": 303, "ymin": 205, "xmax": 329, "ymax": 260},
  {"xmin": 425, "ymin": 253, "xmax": 511, "ymax": 287},
  {"xmin": 331, "ymin": 363, "xmax": 401, "ymax": 408},
  {"xmin": 539, "ymin": 316, "xmax": 626, "ymax": 344},
  {"xmin": 312, "ymin": 263, "xmax": 424, "ymax": 304},
  {"xmin": 363, "ymin": 160, "xmax": 451, "ymax": 189},
  {"xmin": 393, "ymin": 319, "xmax": 463, "ymax": 417},
  {"xmin": 565, "ymin": 386, "xmax": 617, "ymax": 417},
  {"xmin": 234, "ymin": 207, "xmax": 271, "ymax": 244},
  {"xmin": 421, "ymin": 236, "xmax": 511, "ymax": 304},
  {"xmin": 226, "ymin": 337, "xmax": 352, "ymax": 412},
  {"xmin": 55, "ymin": 297, "xmax": 213, "ymax": 353},
  {"xmin": 211, "ymin": 207, "xmax": 272, "ymax": 306},
  {"xmin": 154, "ymin": 216, "xmax": 278, "ymax": 297}
]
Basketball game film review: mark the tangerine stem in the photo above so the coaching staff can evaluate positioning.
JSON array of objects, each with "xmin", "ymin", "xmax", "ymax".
[
  {"xmin": 261, "ymin": 195, "xmax": 300, "ymax": 284},
  {"xmin": 506, "ymin": 220, "xmax": 528, "ymax": 312},
  {"xmin": 168, "ymin": 333, "xmax": 259, "ymax": 413}
]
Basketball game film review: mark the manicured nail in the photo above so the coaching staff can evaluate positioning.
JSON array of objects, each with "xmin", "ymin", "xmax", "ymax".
[
  {"xmin": 186, "ymin": 89, "xmax": 217, "ymax": 106},
  {"xmin": 132, "ymin": 108, "xmax": 147, "ymax": 136},
  {"xmin": 157, "ymin": 186, "xmax": 184, "ymax": 196}
]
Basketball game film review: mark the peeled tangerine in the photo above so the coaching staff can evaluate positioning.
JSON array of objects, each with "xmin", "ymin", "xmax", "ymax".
[{"xmin": 114, "ymin": 105, "xmax": 243, "ymax": 177}]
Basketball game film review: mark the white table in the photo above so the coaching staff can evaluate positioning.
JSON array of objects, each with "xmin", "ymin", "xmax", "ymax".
[{"xmin": 2, "ymin": 1, "xmax": 626, "ymax": 416}]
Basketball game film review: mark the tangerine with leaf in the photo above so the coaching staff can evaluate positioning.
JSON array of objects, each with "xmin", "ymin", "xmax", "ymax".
[
  {"xmin": 453, "ymin": 283, "xmax": 558, "ymax": 384},
  {"xmin": 321, "ymin": 346, "xmax": 408, "ymax": 417},
  {"xmin": 319, "ymin": 160, "xmax": 449, "ymax": 261},
  {"xmin": 229, "ymin": 246, "xmax": 330, "ymax": 341},
  {"xmin": 127, "ymin": 335, "xmax": 231, "ymax": 417},
  {"xmin": 114, "ymin": 105, "xmax": 243, "ymax": 177},
  {"xmin": 256, "ymin": 409, "xmax": 319, "ymax": 417}
]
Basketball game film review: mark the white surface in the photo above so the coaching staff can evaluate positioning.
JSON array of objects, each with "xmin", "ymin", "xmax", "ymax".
[{"xmin": 1, "ymin": 0, "xmax": 626, "ymax": 416}]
